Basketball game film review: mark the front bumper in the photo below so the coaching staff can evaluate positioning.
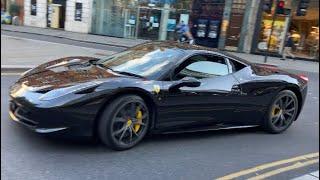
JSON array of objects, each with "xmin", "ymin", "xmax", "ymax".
[
  {"xmin": 8, "ymin": 99, "xmax": 96, "ymax": 137},
  {"xmin": 9, "ymin": 109, "xmax": 67, "ymax": 133}
]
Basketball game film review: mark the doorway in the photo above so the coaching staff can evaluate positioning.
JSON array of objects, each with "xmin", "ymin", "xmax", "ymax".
[
  {"xmin": 137, "ymin": 7, "xmax": 162, "ymax": 40},
  {"xmin": 47, "ymin": 0, "xmax": 66, "ymax": 29},
  {"xmin": 225, "ymin": 0, "xmax": 247, "ymax": 50}
]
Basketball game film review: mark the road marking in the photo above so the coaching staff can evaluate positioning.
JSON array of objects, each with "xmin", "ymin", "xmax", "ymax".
[
  {"xmin": 248, "ymin": 159, "xmax": 319, "ymax": 180},
  {"xmin": 1, "ymin": 73, "xmax": 22, "ymax": 76},
  {"xmin": 216, "ymin": 152, "xmax": 319, "ymax": 180}
]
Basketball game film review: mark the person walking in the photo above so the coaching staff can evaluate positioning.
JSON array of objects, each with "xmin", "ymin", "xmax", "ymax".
[
  {"xmin": 176, "ymin": 21, "xmax": 194, "ymax": 45},
  {"xmin": 281, "ymin": 32, "xmax": 295, "ymax": 60}
]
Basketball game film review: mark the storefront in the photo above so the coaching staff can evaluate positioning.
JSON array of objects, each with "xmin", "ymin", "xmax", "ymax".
[
  {"xmin": 91, "ymin": 0, "xmax": 251, "ymax": 49},
  {"xmin": 289, "ymin": 0, "xmax": 319, "ymax": 60},
  {"xmin": 252, "ymin": 0, "xmax": 319, "ymax": 61},
  {"xmin": 24, "ymin": 0, "xmax": 92, "ymax": 33},
  {"xmin": 91, "ymin": 0, "xmax": 190, "ymax": 40}
]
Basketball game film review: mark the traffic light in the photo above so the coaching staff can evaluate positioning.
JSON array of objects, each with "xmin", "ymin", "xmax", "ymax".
[
  {"xmin": 276, "ymin": 0, "xmax": 285, "ymax": 14},
  {"xmin": 263, "ymin": 0, "xmax": 273, "ymax": 14},
  {"xmin": 296, "ymin": 0, "xmax": 310, "ymax": 16}
]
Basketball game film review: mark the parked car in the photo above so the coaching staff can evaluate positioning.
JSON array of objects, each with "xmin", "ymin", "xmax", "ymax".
[{"xmin": 1, "ymin": 11, "xmax": 12, "ymax": 24}]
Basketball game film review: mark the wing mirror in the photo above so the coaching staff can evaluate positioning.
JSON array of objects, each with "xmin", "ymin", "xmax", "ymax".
[{"xmin": 169, "ymin": 77, "xmax": 201, "ymax": 92}]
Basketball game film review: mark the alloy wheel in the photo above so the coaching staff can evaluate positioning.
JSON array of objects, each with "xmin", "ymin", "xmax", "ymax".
[
  {"xmin": 270, "ymin": 94, "xmax": 297, "ymax": 130},
  {"xmin": 111, "ymin": 101, "xmax": 149, "ymax": 146}
]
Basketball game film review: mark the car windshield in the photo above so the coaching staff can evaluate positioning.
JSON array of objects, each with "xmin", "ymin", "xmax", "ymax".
[{"xmin": 97, "ymin": 43, "xmax": 184, "ymax": 80}]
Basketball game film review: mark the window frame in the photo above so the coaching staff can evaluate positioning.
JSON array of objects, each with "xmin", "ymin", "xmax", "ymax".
[
  {"xmin": 166, "ymin": 52, "xmax": 233, "ymax": 81},
  {"xmin": 225, "ymin": 57, "xmax": 248, "ymax": 72},
  {"xmin": 159, "ymin": 51, "xmax": 249, "ymax": 81}
]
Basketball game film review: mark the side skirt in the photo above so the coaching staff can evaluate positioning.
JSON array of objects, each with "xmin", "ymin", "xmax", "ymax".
[{"xmin": 152, "ymin": 124, "xmax": 260, "ymax": 135}]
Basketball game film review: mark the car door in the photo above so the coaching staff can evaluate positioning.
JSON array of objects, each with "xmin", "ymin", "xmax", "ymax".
[{"xmin": 156, "ymin": 53, "xmax": 241, "ymax": 130}]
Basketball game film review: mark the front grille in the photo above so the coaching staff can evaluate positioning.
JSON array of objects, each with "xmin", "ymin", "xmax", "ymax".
[{"xmin": 9, "ymin": 101, "xmax": 38, "ymax": 127}]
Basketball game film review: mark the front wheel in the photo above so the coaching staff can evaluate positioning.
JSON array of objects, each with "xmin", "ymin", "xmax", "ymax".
[
  {"xmin": 98, "ymin": 95, "xmax": 150, "ymax": 150},
  {"xmin": 262, "ymin": 90, "xmax": 299, "ymax": 134}
]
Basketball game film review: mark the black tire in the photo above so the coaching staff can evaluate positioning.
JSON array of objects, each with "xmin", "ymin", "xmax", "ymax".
[
  {"xmin": 262, "ymin": 90, "xmax": 299, "ymax": 134},
  {"xmin": 98, "ymin": 95, "xmax": 150, "ymax": 150}
]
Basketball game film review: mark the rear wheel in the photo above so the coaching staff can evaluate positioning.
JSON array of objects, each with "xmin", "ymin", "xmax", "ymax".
[
  {"xmin": 263, "ymin": 90, "xmax": 299, "ymax": 134},
  {"xmin": 98, "ymin": 95, "xmax": 150, "ymax": 150}
]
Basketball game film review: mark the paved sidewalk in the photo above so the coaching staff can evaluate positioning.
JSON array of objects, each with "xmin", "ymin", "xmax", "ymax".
[
  {"xmin": 1, "ymin": 25, "xmax": 319, "ymax": 73},
  {"xmin": 1, "ymin": 24, "xmax": 148, "ymax": 48},
  {"xmin": 230, "ymin": 52, "xmax": 319, "ymax": 73},
  {"xmin": 292, "ymin": 171, "xmax": 319, "ymax": 180}
]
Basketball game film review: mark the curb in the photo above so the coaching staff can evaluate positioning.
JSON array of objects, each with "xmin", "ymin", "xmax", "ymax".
[
  {"xmin": 1, "ymin": 65, "xmax": 316, "ymax": 74},
  {"xmin": 1, "ymin": 65, "xmax": 34, "ymax": 72},
  {"xmin": 1, "ymin": 28, "xmax": 142, "ymax": 49}
]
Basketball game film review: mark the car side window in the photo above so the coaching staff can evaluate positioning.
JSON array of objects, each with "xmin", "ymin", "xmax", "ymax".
[
  {"xmin": 173, "ymin": 55, "xmax": 230, "ymax": 80},
  {"xmin": 228, "ymin": 58, "xmax": 247, "ymax": 72}
]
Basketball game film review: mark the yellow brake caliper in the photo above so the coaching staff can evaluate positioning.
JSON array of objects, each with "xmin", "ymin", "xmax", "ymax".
[
  {"xmin": 134, "ymin": 108, "xmax": 143, "ymax": 133},
  {"xmin": 272, "ymin": 106, "xmax": 281, "ymax": 116}
]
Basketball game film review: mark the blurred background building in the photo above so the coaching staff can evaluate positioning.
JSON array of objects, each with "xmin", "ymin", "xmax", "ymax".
[{"xmin": 2, "ymin": 0, "xmax": 319, "ymax": 61}]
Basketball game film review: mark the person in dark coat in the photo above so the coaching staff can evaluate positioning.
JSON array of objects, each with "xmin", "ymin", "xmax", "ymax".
[{"xmin": 281, "ymin": 32, "xmax": 296, "ymax": 60}]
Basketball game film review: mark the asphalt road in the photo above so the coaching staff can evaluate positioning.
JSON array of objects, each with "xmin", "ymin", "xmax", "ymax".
[
  {"xmin": 1, "ymin": 70, "xmax": 318, "ymax": 180},
  {"xmin": 1, "ymin": 35, "xmax": 116, "ymax": 67}
]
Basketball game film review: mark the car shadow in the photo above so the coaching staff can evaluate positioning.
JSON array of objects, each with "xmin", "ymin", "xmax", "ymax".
[
  {"xmin": 145, "ymin": 127, "xmax": 265, "ymax": 142},
  {"xmin": 11, "ymin": 124, "xmax": 267, "ymax": 153}
]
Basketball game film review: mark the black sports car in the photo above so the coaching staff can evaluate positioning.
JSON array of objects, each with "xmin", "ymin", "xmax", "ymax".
[{"xmin": 9, "ymin": 41, "xmax": 308, "ymax": 150}]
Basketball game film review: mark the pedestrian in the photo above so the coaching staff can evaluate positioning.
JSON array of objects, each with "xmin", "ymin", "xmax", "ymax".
[
  {"xmin": 281, "ymin": 32, "xmax": 295, "ymax": 60},
  {"xmin": 176, "ymin": 21, "xmax": 194, "ymax": 45}
]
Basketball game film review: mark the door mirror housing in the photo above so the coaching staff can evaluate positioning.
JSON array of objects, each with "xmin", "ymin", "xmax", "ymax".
[{"xmin": 169, "ymin": 77, "xmax": 201, "ymax": 92}]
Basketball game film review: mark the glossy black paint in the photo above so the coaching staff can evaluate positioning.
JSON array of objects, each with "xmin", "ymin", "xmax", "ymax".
[{"xmin": 9, "ymin": 41, "xmax": 308, "ymax": 137}]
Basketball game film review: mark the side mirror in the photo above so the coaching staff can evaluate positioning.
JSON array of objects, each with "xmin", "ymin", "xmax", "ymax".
[{"xmin": 169, "ymin": 77, "xmax": 201, "ymax": 92}]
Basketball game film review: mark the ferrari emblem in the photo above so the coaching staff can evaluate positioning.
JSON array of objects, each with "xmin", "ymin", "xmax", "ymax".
[{"xmin": 153, "ymin": 85, "xmax": 160, "ymax": 94}]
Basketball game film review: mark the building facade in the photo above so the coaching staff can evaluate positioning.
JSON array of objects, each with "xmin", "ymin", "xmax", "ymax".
[
  {"xmin": 90, "ymin": 0, "xmax": 256, "ymax": 51},
  {"xmin": 22, "ymin": 0, "xmax": 319, "ymax": 61},
  {"xmin": 24, "ymin": 0, "xmax": 92, "ymax": 33}
]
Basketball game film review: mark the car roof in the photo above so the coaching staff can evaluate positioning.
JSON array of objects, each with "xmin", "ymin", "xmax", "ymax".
[{"xmin": 132, "ymin": 41, "xmax": 251, "ymax": 65}]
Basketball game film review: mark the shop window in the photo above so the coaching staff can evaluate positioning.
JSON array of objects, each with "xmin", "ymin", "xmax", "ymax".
[
  {"xmin": 255, "ymin": 0, "xmax": 289, "ymax": 54},
  {"xmin": 289, "ymin": 0, "xmax": 319, "ymax": 60},
  {"xmin": 256, "ymin": 0, "xmax": 319, "ymax": 60},
  {"xmin": 257, "ymin": 4, "xmax": 288, "ymax": 54}
]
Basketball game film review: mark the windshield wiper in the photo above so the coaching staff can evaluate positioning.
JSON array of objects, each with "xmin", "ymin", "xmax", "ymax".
[
  {"xmin": 94, "ymin": 63, "xmax": 143, "ymax": 78},
  {"xmin": 112, "ymin": 70, "xmax": 144, "ymax": 79},
  {"xmin": 88, "ymin": 59, "xmax": 99, "ymax": 65},
  {"xmin": 94, "ymin": 63, "xmax": 114, "ymax": 71}
]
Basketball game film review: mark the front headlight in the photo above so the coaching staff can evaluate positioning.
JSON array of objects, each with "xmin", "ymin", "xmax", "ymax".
[{"xmin": 39, "ymin": 81, "xmax": 103, "ymax": 101}]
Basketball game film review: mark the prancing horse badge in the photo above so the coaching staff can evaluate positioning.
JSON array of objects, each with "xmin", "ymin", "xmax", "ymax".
[{"xmin": 153, "ymin": 85, "xmax": 160, "ymax": 94}]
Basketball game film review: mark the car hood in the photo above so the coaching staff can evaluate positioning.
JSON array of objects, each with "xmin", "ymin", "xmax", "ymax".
[{"xmin": 15, "ymin": 56, "xmax": 119, "ymax": 90}]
